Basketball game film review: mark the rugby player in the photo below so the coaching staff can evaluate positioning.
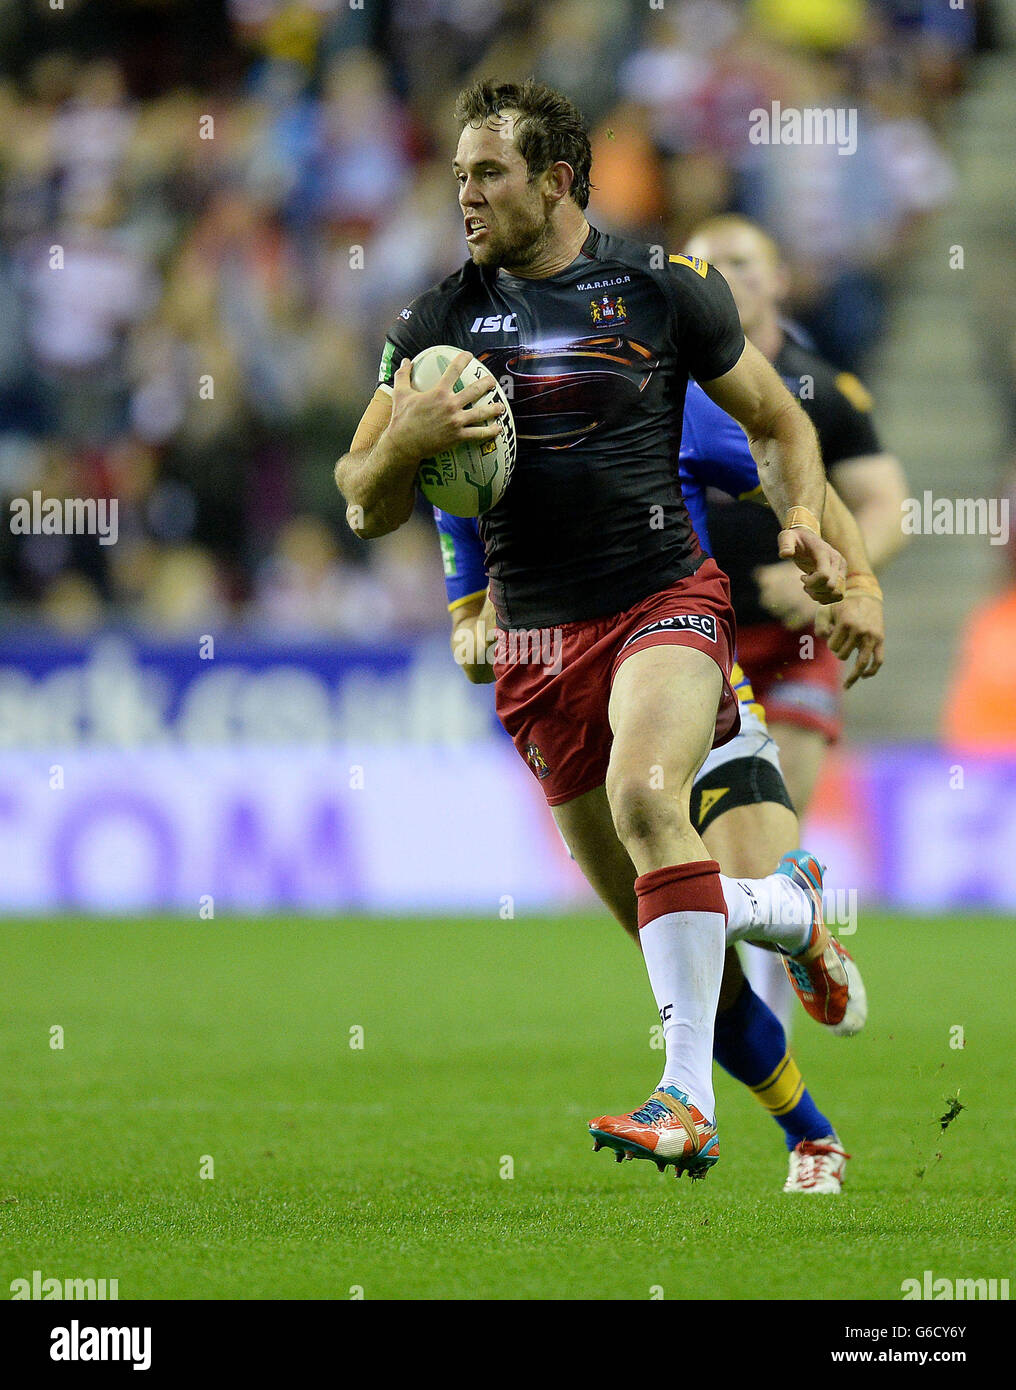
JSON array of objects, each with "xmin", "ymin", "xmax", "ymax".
[
  {"xmin": 335, "ymin": 79, "xmax": 852, "ymax": 1181},
  {"xmin": 680, "ymin": 217, "xmax": 907, "ymax": 1022},
  {"xmin": 435, "ymin": 500, "xmax": 875, "ymax": 1192}
]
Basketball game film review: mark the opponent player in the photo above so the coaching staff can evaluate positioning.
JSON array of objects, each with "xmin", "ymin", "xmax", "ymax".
[
  {"xmin": 335, "ymin": 78, "xmax": 848, "ymax": 1181},
  {"xmin": 680, "ymin": 217, "xmax": 908, "ymax": 1025},
  {"xmin": 435, "ymin": 498, "xmax": 875, "ymax": 1192}
]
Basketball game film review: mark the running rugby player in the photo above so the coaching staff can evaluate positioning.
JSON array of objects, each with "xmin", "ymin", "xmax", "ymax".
[
  {"xmin": 434, "ymin": 503, "xmax": 869, "ymax": 1193},
  {"xmin": 681, "ymin": 214, "xmax": 907, "ymax": 1028},
  {"xmin": 683, "ymin": 216, "xmax": 906, "ymax": 817},
  {"xmin": 335, "ymin": 80, "xmax": 847, "ymax": 1181}
]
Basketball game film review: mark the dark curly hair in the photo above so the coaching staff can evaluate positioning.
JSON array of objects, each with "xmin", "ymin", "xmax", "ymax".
[{"xmin": 453, "ymin": 78, "xmax": 592, "ymax": 210}]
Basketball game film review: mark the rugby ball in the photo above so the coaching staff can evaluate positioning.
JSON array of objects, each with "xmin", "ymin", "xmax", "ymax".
[{"xmin": 410, "ymin": 345, "xmax": 516, "ymax": 517}]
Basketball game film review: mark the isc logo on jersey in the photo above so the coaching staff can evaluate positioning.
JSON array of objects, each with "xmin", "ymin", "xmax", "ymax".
[
  {"xmin": 411, "ymin": 345, "xmax": 517, "ymax": 517},
  {"xmin": 469, "ymin": 314, "xmax": 518, "ymax": 333}
]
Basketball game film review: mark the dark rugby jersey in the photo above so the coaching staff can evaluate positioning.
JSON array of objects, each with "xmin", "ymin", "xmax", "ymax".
[
  {"xmin": 700, "ymin": 338, "xmax": 881, "ymax": 628},
  {"xmin": 377, "ymin": 226, "xmax": 745, "ymax": 627}
]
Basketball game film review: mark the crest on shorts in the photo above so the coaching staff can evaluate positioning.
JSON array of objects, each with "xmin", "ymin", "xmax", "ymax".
[
  {"xmin": 590, "ymin": 294, "xmax": 626, "ymax": 325},
  {"xmin": 524, "ymin": 742, "xmax": 551, "ymax": 780}
]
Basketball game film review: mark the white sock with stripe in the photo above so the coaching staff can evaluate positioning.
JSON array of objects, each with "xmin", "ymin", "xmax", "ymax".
[{"xmin": 635, "ymin": 860, "xmax": 727, "ymax": 1122}]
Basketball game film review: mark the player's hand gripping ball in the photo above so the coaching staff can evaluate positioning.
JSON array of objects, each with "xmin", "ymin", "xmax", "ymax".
[{"xmin": 411, "ymin": 345, "xmax": 516, "ymax": 517}]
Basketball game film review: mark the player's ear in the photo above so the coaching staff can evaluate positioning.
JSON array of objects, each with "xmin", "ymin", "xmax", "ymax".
[
  {"xmin": 544, "ymin": 161, "xmax": 575, "ymax": 205},
  {"xmin": 773, "ymin": 260, "xmax": 791, "ymax": 302}
]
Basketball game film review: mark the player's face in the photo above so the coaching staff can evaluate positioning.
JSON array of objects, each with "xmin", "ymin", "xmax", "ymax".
[
  {"xmin": 685, "ymin": 226, "xmax": 783, "ymax": 336},
  {"xmin": 453, "ymin": 114, "xmax": 553, "ymax": 271}
]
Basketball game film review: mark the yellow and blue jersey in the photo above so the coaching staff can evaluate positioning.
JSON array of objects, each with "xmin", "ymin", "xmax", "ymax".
[
  {"xmin": 433, "ymin": 508, "xmax": 487, "ymax": 614},
  {"xmin": 730, "ymin": 659, "xmax": 766, "ymax": 727},
  {"xmin": 680, "ymin": 336, "xmax": 881, "ymax": 626},
  {"xmin": 679, "ymin": 381, "xmax": 768, "ymax": 554}
]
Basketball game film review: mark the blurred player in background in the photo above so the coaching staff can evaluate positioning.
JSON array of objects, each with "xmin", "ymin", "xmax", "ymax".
[
  {"xmin": 336, "ymin": 79, "xmax": 853, "ymax": 1183},
  {"xmin": 942, "ymin": 466, "xmax": 1016, "ymax": 752},
  {"xmin": 681, "ymin": 216, "xmax": 908, "ymax": 1028},
  {"xmin": 435, "ymin": 496, "xmax": 877, "ymax": 1192}
]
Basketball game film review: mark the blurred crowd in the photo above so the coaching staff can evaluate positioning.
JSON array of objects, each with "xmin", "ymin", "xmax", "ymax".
[{"xmin": 0, "ymin": 0, "xmax": 999, "ymax": 635}]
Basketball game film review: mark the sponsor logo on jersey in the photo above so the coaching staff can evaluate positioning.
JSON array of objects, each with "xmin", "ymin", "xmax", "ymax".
[
  {"xmin": 469, "ymin": 313, "xmax": 518, "ymax": 333},
  {"xmin": 439, "ymin": 531, "xmax": 457, "ymax": 577},
  {"xmin": 590, "ymin": 295, "xmax": 626, "ymax": 325},
  {"xmin": 524, "ymin": 742, "xmax": 551, "ymax": 780},
  {"xmin": 668, "ymin": 253, "xmax": 709, "ymax": 278},
  {"xmin": 398, "ymin": 307, "xmax": 413, "ymax": 321},
  {"xmin": 475, "ymin": 336, "xmax": 658, "ymax": 450},
  {"xmin": 619, "ymin": 613, "xmax": 718, "ymax": 650}
]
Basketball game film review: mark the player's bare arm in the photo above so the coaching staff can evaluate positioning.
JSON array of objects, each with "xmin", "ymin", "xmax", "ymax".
[
  {"xmin": 450, "ymin": 590, "xmax": 497, "ymax": 684},
  {"xmin": 753, "ymin": 475, "xmax": 888, "ymax": 685},
  {"xmin": 333, "ymin": 387, "xmax": 409, "ymax": 539},
  {"xmin": 730, "ymin": 465, "xmax": 884, "ymax": 684},
  {"xmin": 335, "ymin": 351, "xmax": 505, "ymax": 539},
  {"xmin": 699, "ymin": 339, "xmax": 846, "ymax": 603},
  {"xmin": 828, "ymin": 452, "xmax": 910, "ymax": 570},
  {"xmin": 814, "ymin": 482, "xmax": 886, "ymax": 688}
]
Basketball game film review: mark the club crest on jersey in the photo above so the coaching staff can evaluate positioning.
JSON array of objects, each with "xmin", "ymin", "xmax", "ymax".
[
  {"xmin": 590, "ymin": 294, "xmax": 626, "ymax": 326},
  {"xmin": 524, "ymin": 742, "xmax": 551, "ymax": 780}
]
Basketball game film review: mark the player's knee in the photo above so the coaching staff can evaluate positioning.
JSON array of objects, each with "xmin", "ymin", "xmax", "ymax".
[{"xmin": 606, "ymin": 773, "xmax": 687, "ymax": 854}]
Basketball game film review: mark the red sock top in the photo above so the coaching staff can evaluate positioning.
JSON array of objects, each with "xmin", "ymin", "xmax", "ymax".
[{"xmin": 634, "ymin": 860, "xmax": 727, "ymax": 929}]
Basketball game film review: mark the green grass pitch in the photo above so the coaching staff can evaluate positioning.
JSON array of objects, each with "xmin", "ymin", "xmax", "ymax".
[{"xmin": 1, "ymin": 912, "xmax": 1011, "ymax": 1301}]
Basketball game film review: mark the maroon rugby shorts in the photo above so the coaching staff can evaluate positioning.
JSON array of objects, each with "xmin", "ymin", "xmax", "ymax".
[
  {"xmin": 736, "ymin": 620, "xmax": 844, "ymax": 742},
  {"xmin": 494, "ymin": 558, "xmax": 740, "ymax": 806}
]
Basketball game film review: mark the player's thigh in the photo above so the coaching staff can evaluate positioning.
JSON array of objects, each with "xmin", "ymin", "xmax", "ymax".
[
  {"xmin": 768, "ymin": 722, "xmax": 828, "ymax": 817},
  {"xmin": 606, "ymin": 643, "xmax": 721, "ymax": 810},
  {"xmin": 703, "ymin": 800, "xmax": 800, "ymax": 879},
  {"xmin": 552, "ymin": 785, "xmax": 639, "ymax": 942}
]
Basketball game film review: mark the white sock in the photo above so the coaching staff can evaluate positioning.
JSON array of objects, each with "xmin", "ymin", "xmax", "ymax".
[
  {"xmin": 640, "ymin": 911, "xmax": 724, "ymax": 1119},
  {"xmin": 721, "ymin": 872, "xmax": 813, "ymax": 953},
  {"xmin": 636, "ymin": 863, "xmax": 726, "ymax": 1122}
]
